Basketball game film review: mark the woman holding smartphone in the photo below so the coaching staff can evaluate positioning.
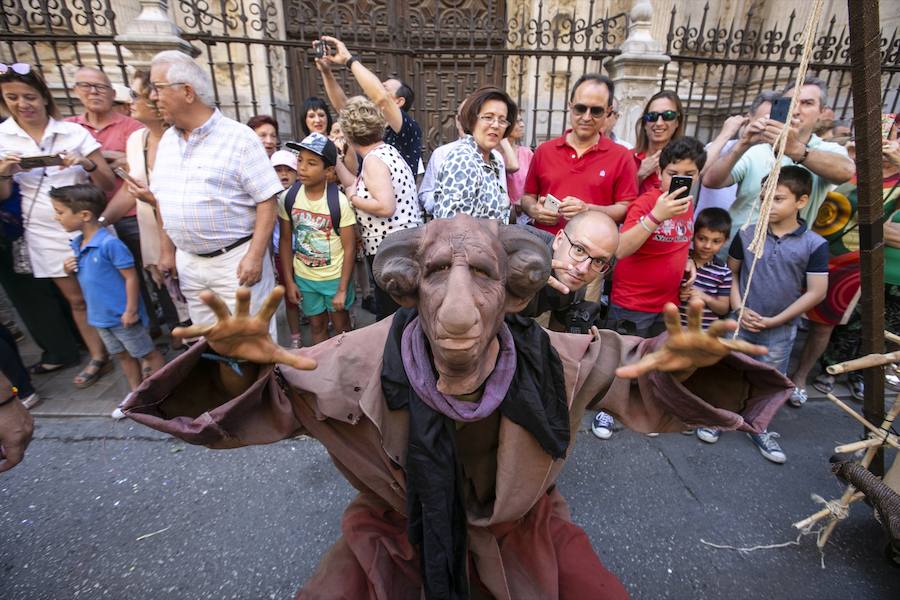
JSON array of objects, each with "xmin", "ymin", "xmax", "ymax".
[{"xmin": 0, "ymin": 63, "xmax": 116, "ymax": 388}]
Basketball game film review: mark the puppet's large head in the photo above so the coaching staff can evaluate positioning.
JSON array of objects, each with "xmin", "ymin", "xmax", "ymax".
[{"xmin": 374, "ymin": 215, "xmax": 550, "ymax": 395}]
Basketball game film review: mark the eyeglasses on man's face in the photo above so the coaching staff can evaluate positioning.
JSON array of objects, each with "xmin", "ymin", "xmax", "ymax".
[
  {"xmin": 571, "ymin": 103, "xmax": 606, "ymax": 119},
  {"xmin": 562, "ymin": 229, "xmax": 614, "ymax": 273},
  {"xmin": 74, "ymin": 81, "xmax": 113, "ymax": 94},
  {"xmin": 147, "ymin": 81, "xmax": 186, "ymax": 94}
]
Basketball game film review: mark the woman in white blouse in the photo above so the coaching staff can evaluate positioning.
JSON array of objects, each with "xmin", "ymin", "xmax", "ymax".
[{"xmin": 0, "ymin": 64, "xmax": 116, "ymax": 388}]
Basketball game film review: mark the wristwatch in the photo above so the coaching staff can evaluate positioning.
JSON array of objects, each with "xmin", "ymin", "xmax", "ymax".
[
  {"xmin": 83, "ymin": 159, "xmax": 97, "ymax": 172},
  {"xmin": 346, "ymin": 55, "xmax": 360, "ymax": 70},
  {"xmin": 98, "ymin": 216, "xmax": 108, "ymax": 226},
  {"xmin": 795, "ymin": 145, "xmax": 810, "ymax": 165}
]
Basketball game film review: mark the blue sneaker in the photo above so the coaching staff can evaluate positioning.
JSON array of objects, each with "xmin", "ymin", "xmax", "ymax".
[
  {"xmin": 747, "ymin": 430, "xmax": 786, "ymax": 464},
  {"xmin": 591, "ymin": 411, "xmax": 614, "ymax": 440}
]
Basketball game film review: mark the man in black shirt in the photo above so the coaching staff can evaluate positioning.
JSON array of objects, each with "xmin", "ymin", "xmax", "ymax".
[
  {"xmin": 520, "ymin": 211, "xmax": 618, "ymax": 332},
  {"xmin": 316, "ymin": 36, "xmax": 422, "ymax": 174}
]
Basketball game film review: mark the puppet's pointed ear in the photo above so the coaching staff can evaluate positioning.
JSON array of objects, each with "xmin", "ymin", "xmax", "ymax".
[
  {"xmin": 373, "ymin": 227, "xmax": 425, "ymax": 308},
  {"xmin": 499, "ymin": 225, "xmax": 552, "ymax": 313}
]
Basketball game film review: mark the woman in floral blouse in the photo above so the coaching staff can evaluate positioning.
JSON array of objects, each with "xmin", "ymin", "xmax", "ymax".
[{"xmin": 432, "ymin": 87, "xmax": 517, "ymax": 223}]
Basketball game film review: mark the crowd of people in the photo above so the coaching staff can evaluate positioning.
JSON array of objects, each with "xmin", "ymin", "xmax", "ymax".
[{"xmin": 0, "ymin": 40, "xmax": 897, "ymax": 470}]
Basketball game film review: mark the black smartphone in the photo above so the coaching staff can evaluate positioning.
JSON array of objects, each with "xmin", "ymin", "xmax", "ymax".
[
  {"xmin": 669, "ymin": 175, "xmax": 693, "ymax": 200},
  {"xmin": 18, "ymin": 154, "xmax": 63, "ymax": 170},
  {"xmin": 313, "ymin": 40, "xmax": 332, "ymax": 58},
  {"xmin": 770, "ymin": 96, "xmax": 792, "ymax": 124}
]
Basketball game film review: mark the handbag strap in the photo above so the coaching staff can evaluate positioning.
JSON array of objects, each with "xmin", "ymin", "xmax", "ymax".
[{"xmin": 22, "ymin": 133, "xmax": 57, "ymax": 228}]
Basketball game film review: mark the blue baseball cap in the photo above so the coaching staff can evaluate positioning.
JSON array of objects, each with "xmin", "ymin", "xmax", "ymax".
[{"xmin": 286, "ymin": 132, "xmax": 337, "ymax": 167}]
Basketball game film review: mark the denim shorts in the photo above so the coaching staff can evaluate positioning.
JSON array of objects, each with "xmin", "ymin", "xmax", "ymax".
[
  {"xmin": 295, "ymin": 275, "xmax": 356, "ymax": 316},
  {"xmin": 97, "ymin": 323, "xmax": 156, "ymax": 359},
  {"xmin": 737, "ymin": 321, "xmax": 798, "ymax": 375}
]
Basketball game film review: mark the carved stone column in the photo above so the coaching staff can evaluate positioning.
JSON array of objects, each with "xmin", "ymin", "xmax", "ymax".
[
  {"xmin": 115, "ymin": 0, "xmax": 198, "ymax": 69},
  {"xmin": 604, "ymin": 0, "xmax": 670, "ymax": 145}
]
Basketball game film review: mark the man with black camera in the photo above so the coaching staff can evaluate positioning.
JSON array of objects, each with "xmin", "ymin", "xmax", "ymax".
[{"xmin": 313, "ymin": 36, "xmax": 422, "ymax": 175}]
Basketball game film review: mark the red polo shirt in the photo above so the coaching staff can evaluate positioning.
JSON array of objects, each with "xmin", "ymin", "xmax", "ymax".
[
  {"xmin": 66, "ymin": 112, "xmax": 144, "ymax": 211},
  {"xmin": 524, "ymin": 130, "xmax": 637, "ymax": 234},
  {"xmin": 634, "ymin": 150, "xmax": 661, "ymax": 194}
]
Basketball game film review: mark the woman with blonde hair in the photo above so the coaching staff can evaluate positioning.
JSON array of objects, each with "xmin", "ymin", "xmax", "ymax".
[{"xmin": 335, "ymin": 96, "xmax": 422, "ymax": 320}]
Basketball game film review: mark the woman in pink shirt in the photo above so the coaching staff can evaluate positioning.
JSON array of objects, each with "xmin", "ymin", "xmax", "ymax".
[{"xmin": 505, "ymin": 116, "xmax": 533, "ymax": 222}]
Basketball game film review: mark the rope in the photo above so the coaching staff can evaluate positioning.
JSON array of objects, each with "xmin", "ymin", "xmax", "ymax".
[
  {"xmin": 733, "ymin": 0, "xmax": 826, "ymax": 337},
  {"xmin": 811, "ymin": 493, "xmax": 850, "ymax": 522},
  {"xmin": 700, "ymin": 527, "xmax": 827, "ymax": 569}
]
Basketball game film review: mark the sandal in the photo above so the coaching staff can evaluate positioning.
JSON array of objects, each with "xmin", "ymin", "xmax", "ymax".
[
  {"xmin": 28, "ymin": 362, "xmax": 69, "ymax": 375},
  {"xmin": 812, "ymin": 372, "xmax": 835, "ymax": 395},
  {"xmin": 73, "ymin": 358, "xmax": 113, "ymax": 389}
]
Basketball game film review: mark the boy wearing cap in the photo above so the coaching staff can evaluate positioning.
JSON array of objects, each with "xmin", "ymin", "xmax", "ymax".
[{"xmin": 279, "ymin": 133, "xmax": 357, "ymax": 344}]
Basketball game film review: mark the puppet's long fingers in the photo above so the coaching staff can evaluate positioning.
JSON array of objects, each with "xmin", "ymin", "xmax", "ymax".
[
  {"xmin": 719, "ymin": 338, "xmax": 768, "ymax": 357},
  {"xmin": 172, "ymin": 322, "xmax": 215, "ymax": 339},
  {"xmin": 256, "ymin": 286, "xmax": 285, "ymax": 324},
  {"xmin": 272, "ymin": 347, "xmax": 317, "ymax": 371},
  {"xmin": 705, "ymin": 319, "xmax": 737, "ymax": 339},
  {"xmin": 686, "ymin": 298, "xmax": 704, "ymax": 333},
  {"xmin": 662, "ymin": 303, "xmax": 684, "ymax": 337},
  {"xmin": 235, "ymin": 287, "xmax": 251, "ymax": 317},
  {"xmin": 615, "ymin": 351, "xmax": 664, "ymax": 379},
  {"xmin": 199, "ymin": 290, "xmax": 233, "ymax": 321}
]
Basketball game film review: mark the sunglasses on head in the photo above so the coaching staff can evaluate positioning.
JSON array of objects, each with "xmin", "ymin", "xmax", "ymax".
[
  {"xmin": 643, "ymin": 110, "xmax": 679, "ymax": 123},
  {"xmin": 0, "ymin": 63, "xmax": 31, "ymax": 76},
  {"xmin": 571, "ymin": 103, "xmax": 606, "ymax": 118}
]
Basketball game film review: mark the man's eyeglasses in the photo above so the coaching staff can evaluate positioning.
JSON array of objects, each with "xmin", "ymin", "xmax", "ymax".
[
  {"xmin": 643, "ymin": 110, "xmax": 679, "ymax": 123},
  {"xmin": 148, "ymin": 81, "xmax": 186, "ymax": 94},
  {"xmin": 478, "ymin": 114, "xmax": 510, "ymax": 128},
  {"xmin": 74, "ymin": 81, "xmax": 113, "ymax": 93},
  {"xmin": 562, "ymin": 229, "xmax": 614, "ymax": 274},
  {"xmin": 0, "ymin": 63, "xmax": 31, "ymax": 76},
  {"xmin": 571, "ymin": 103, "xmax": 606, "ymax": 119}
]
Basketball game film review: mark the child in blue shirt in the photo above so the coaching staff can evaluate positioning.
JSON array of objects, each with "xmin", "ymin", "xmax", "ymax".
[{"xmin": 52, "ymin": 184, "xmax": 165, "ymax": 414}]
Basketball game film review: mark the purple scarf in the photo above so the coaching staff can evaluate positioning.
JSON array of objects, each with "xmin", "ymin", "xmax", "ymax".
[{"xmin": 400, "ymin": 316, "xmax": 516, "ymax": 422}]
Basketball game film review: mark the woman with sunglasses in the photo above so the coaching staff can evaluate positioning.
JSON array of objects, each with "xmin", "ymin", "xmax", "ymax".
[
  {"xmin": 100, "ymin": 70, "xmax": 190, "ymax": 352},
  {"xmin": 0, "ymin": 63, "xmax": 117, "ymax": 388},
  {"xmin": 634, "ymin": 91, "xmax": 685, "ymax": 194},
  {"xmin": 432, "ymin": 86, "xmax": 518, "ymax": 223}
]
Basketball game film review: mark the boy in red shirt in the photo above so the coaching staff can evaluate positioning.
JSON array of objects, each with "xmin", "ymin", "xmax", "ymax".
[
  {"xmin": 591, "ymin": 137, "xmax": 706, "ymax": 441},
  {"xmin": 609, "ymin": 137, "xmax": 707, "ymax": 336}
]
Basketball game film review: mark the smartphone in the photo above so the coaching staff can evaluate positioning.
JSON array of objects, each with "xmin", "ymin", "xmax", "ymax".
[
  {"xmin": 113, "ymin": 167, "xmax": 140, "ymax": 187},
  {"xmin": 544, "ymin": 193, "xmax": 561, "ymax": 214},
  {"xmin": 18, "ymin": 154, "xmax": 63, "ymax": 170},
  {"xmin": 669, "ymin": 176, "xmax": 693, "ymax": 200},
  {"xmin": 313, "ymin": 40, "xmax": 332, "ymax": 58},
  {"xmin": 770, "ymin": 96, "xmax": 792, "ymax": 124},
  {"xmin": 882, "ymin": 114, "xmax": 896, "ymax": 140}
]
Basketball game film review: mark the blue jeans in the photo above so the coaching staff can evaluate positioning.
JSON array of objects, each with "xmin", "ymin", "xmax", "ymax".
[
  {"xmin": 738, "ymin": 321, "xmax": 798, "ymax": 375},
  {"xmin": 606, "ymin": 304, "xmax": 666, "ymax": 338}
]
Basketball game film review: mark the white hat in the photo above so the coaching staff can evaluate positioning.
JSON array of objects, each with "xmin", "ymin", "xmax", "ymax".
[
  {"xmin": 270, "ymin": 149, "xmax": 297, "ymax": 170},
  {"xmin": 113, "ymin": 84, "xmax": 132, "ymax": 105}
]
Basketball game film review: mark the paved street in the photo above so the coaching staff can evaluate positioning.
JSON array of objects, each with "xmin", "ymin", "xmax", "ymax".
[{"xmin": 2, "ymin": 400, "xmax": 898, "ymax": 599}]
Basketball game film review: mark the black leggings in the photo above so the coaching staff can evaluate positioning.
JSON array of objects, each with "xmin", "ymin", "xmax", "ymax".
[{"xmin": 0, "ymin": 323, "xmax": 33, "ymax": 397}]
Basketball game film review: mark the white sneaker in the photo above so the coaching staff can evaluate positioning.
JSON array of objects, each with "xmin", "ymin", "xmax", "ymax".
[
  {"xmin": 591, "ymin": 411, "xmax": 614, "ymax": 439},
  {"xmin": 111, "ymin": 407, "xmax": 127, "ymax": 420},
  {"xmin": 21, "ymin": 393, "xmax": 40, "ymax": 410}
]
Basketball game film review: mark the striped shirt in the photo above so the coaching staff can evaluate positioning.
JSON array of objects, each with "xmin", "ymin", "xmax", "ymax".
[
  {"xmin": 680, "ymin": 256, "xmax": 732, "ymax": 328},
  {"xmin": 151, "ymin": 110, "xmax": 283, "ymax": 255}
]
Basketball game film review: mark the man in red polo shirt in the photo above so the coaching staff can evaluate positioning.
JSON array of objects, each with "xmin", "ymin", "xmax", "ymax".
[
  {"xmin": 67, "ymin": 67, "xmax": 155, "ymax": 333},
  {"xmin": 521, "ymin": 74, "xmax": 638, "ymax": 235}
]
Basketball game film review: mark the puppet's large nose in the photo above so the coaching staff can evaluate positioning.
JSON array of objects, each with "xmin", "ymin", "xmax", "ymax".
[{"xmin": 437, "ymin": 263, "xmax": 480, "ymax": 336}]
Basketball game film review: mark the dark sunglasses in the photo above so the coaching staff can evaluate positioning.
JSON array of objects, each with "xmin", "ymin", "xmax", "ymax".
[
  {"xmin": 0, "ymin": 63, "xmax": 31, "ymax": 76},
  {"xmin": 643, "ymin": 110, "xmax": 679, "ymax": 123},
  {"xmin": 571, "ymin": 103, "xmax": 606, "ymax": 118}
]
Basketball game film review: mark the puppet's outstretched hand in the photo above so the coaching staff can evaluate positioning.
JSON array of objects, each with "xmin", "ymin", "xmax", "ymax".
[
  {"xmin": 173, "ymin": 287, "xmax": 316, "ymax": 371},
  {"xmin": 615, "ymin": 300, "xmax": 766, "ymax": 381}
]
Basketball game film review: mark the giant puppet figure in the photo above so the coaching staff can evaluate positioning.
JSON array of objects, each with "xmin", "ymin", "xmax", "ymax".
[{"xmin": 124, "ymin": 214, "xmax": 790, "ymax": 599}]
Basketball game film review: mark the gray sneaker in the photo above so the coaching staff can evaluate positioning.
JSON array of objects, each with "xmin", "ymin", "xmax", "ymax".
[
  {"xmin": 789, "ymin": 387, "xmax": 808, "ymax": 408},
  {"xmin": 21, "ymin": 393, "xmax": 40, "ymax": 410},
  {"xmin": 747, "ymin": 430, "xmax": 786, "ymax": 464}
]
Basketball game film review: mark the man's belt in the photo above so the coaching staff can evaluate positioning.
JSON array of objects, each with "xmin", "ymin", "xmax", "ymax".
[{"xmin": 194, "ymin": 234, "xmax": 253, "ymax": 258}]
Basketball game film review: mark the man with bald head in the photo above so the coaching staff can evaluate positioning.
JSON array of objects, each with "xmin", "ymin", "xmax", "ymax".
[{"xmin": 520, "ymin": 210, "xmax": 618, "ymax": 331}]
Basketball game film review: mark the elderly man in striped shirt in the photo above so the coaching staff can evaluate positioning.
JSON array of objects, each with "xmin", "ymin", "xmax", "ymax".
[{"xmin": 147, "ymin": 51, "xmax": 283, "ymax": 337}]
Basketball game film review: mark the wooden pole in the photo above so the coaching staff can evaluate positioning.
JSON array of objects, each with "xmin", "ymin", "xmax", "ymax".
[{"xmin": 848, "ymin": 0, "xmax": 885, "ymax": 476}]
